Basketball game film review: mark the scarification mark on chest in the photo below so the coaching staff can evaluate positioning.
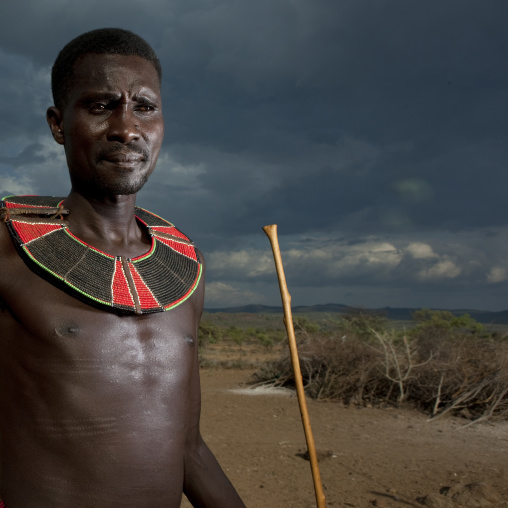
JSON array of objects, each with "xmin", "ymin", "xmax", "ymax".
[
  {"xmin": 34, "ymin": 416, "xmax": 119, "ymax": 437},
  {"xmin": 54, "ymin": 325, "xmax": 81, "ymax": 337},
  {"xmin": 31, "ymin": 357, "xmax": 111, "ymax": 374}
]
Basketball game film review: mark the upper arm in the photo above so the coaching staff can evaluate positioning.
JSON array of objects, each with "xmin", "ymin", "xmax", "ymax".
[
  {"xmin": 0, "ymin": 220, "xmax": 13, "ymax": 299},
  {"xmin": 185, "ymin": 248, "xmax": 206, "ymax": 444}
]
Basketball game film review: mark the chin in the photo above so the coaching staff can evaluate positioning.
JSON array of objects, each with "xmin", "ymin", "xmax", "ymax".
[
  {"xmin": 104, "ymin": 181, "xmax": 147, "ymax": 195},
  {"xmin": 76, "ymin": 174, "xmax": 150, "ymax": 197}
]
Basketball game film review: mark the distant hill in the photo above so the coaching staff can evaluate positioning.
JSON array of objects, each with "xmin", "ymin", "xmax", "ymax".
[{"xmin": 204, "ymin": 303, "xmax": 508, "ymax": 324}]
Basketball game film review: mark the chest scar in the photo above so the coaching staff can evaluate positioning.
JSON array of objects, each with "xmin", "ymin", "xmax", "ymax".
[{"xmin": 54, "ymin": 325, "xmax": 81, "ymax": 337}]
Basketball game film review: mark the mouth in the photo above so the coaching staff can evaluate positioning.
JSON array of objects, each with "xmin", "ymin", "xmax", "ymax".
[
  {"xmin": 99, "ymin": 153, "xmax": 149, "ymax": 170},
  {"xmin": 104, "ymin": 152, "xmax": 145, "ymax": 163},
  {"xmin": 97, "ymin": 145, "xmax": 149, "ymax": 168}
]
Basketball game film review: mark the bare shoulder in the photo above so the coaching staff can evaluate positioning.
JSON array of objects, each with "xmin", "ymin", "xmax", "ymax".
[
  {"xmin": 0, "ymin": 218, "xmax": 45, "ymax": 306},
  {"xmin": 0, "ymin": 219, "xmax": 17, "ymax": 274},
  {"xmin": 0, "ymin": 218, "xmax": 22, "ymax": 310},
  {"xmin": 0, "ymin": 216, "xmax": 11, "ymax": 249}
]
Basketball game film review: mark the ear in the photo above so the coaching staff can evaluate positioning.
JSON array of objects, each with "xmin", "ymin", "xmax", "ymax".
[{"xmin": 47, "ymin": 106, "xmax": 65, "ymax": 145}]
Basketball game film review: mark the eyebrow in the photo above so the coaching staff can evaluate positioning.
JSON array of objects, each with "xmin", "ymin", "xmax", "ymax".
[
  {"xmin": 79, "ymin": 91, "xmax": 160, "ymax": 104},
  {"xmin": 78, "ymin": 92, "xmax": 121, "ymax": 103}
]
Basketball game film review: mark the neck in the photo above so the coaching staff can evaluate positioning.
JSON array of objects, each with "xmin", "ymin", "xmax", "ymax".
[{"xmin": 62, "ymin": 190, "xmax": 151, "ymax": 258}]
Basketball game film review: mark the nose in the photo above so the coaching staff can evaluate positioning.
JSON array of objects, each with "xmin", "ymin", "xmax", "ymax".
[{"xmin": 106, "ymin": 105, "xmax": 140, "ymax": 144}]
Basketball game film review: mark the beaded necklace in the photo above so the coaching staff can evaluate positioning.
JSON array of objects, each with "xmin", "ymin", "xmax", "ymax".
[{"xmin": 1, "ymin": 195, "xmax": 202, "ymax": 315}]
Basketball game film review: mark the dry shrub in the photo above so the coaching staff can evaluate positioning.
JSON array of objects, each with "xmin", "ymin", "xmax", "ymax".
[
  {"xmin": 252, "ymin": 335, "xmax": 389, "ymax": 405},
  {"xmin": 252, "ymin": 316, "xmax": 508, "ymax": 425},
  {"xmin": 411, "ymin": 336, "xmax": 508, "ymax": 424}
]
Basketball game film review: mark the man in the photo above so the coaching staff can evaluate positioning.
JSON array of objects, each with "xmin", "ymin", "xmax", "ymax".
[{"xmin": 0, "ymin": 28, "xmax": 246, "ymax": 508}]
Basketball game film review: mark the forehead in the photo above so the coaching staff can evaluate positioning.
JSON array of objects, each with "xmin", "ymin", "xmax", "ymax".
[{"xmin": 69, "ymin": 53, "xmax": 161, "ymax": 96}]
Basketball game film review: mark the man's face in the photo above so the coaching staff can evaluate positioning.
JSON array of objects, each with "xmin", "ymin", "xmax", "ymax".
[{"xmin": 53, "ymin": 53, "xmax": 164, "ymax": 197}]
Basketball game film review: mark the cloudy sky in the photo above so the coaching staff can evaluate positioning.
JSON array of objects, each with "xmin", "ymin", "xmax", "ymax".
[{"xmin": 1, "ymin": 1, "xmax": 507, "ymax": 310}]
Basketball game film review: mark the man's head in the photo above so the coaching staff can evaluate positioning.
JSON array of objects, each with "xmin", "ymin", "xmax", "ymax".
[
  {"xmin": 51, "ymin": 28, "xmax": 162, "ymax": 110},
  {"xmin": 47, "ymin": 29, "xmax": 164, "ymax": 198}
]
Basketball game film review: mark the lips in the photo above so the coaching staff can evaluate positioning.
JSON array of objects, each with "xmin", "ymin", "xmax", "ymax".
[
  {"xmin": 95, "ymin": 144, "xmax": 150, "ymax": 170},
  {"xmin": 103, "ymin": 152, "xmax": 145, "ymax": 163}
]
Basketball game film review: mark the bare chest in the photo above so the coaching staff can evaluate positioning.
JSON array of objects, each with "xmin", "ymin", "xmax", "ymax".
[
  {"xmin": 2, "ymin": 296, "xmax": 196, "ymax": 393},
  {"xmin": 1, "ymin": 258, "xmax": 198, "ymax": 411},
  {"xmin": 0, "ymin": 208, "xmax": 204, "ymax": 505}
]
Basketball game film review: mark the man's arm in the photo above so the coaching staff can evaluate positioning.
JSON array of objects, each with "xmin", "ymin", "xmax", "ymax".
[
  {"xmin": 182, "ymin": 257, "xmax": 246, "ymax": 508},
  {"xmin": 182, "ymin": 372, "xmax": 246, "ymax": 508}
]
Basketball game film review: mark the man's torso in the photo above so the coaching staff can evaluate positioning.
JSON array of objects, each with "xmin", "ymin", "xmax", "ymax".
[{"xmin": 0, "ymin": 214, "xmax": 203, "ymax": 508}]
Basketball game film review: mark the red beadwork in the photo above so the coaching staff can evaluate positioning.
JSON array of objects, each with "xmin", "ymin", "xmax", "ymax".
[
  {"xmin": 4, "ymin": 198, "xmax": 39, "ymax": 208},
  {"xmin": 154, "ymin": 235, "xmax": 198, "ymax": 261},
  {"xmin": 4, "ymin": 196, "xmax": 201, "ymax": 315},
  {"xmin": 12, "ymin": 220, "xmax": 61, "ymax": 244},
  {"xmin": 112, "ymin": 259, "xmax": 135, "ymax": 307},
  {"xmin": 151, "ymin": 226, "xmax": 189, "ymax": 241}
]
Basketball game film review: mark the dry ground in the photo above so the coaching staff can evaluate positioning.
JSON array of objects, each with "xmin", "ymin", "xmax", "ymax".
[{"xmin": 181, "ymin": 344, "xmax": 508, "ymax": 508}]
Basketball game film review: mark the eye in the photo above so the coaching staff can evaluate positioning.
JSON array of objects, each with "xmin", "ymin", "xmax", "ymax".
[
  {"xmin": 88, "ymin": 103, "xmax": 107, "ymax": 114},
  {"xmin": 135, "ymin": 100, "xmax": 157, "ymax": 113}
]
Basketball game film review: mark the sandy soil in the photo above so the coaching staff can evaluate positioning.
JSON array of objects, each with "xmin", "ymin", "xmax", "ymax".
[{"xmin": 181, "ymin": 357, "xmax": 508, "ymax": 508}]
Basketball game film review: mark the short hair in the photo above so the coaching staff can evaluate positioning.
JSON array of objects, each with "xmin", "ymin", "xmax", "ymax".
[{"xmin": 51, "ymin": 28, "xmax": 162, "ymax": 109}]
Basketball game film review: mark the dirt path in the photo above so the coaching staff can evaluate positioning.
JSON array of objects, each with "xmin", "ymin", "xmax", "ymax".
[{"xmin": 181, "ymin": 368, "xmax": 508, "ymax": 508}]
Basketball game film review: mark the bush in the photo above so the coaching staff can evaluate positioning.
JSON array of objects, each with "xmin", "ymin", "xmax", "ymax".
[
  {"xmin": 252, "ymin": 310, "xmax": 508, "ymax": 425},
  {"xmin": 226, "ymin": 326, "xmax": 245, "ymax": 345},
  {"xmin": 198, "ymin": 321, "xmax": 223, "ymax": 346}
]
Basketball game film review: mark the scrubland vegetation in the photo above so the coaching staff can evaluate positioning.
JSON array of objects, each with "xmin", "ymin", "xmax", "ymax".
[{"xmin": 199, "ymin": 309, "xmax": 508, "ymax": 425}]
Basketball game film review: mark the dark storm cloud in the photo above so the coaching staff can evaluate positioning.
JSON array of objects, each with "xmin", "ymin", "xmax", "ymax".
[
  {"xmin": 145, "ymin": 0, "xmax": 508, "ymax": 242},
  {"xmin": 0, "ymin": 0, "xmax": 507, "ymax": 309},
  {"xmin": 0, "ymin": 143, "xmax": 45, "ymax": 167}
]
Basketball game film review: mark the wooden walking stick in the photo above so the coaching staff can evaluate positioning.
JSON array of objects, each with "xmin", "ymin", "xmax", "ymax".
[{"xmin": 263, "ymin": 224, "xmax": 326, "ymax": 508}]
